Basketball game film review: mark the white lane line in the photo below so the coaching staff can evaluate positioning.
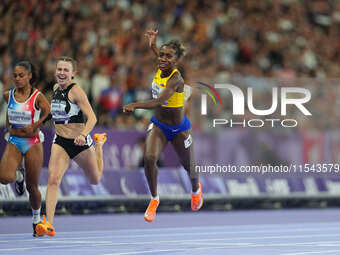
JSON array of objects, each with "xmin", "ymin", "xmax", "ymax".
[
  {"xmin": 103, "ymin": 245, "xmax": 235, "ymax": 255},
  {"xmin": 2, "ymin": 221, "xmax": 340, "ymax": 237},
  {"xmin": 2, "ymin": 225, "xmax": 340, "ymax": 241},
  {"xmin": 181, "ymin": 240, "xmax": 340, "ymax": 247},
  {"xmin": 2, "ymin": 240, "xmax": 340, "ymax": 253},
  {"xmin": 281, "ymin": 250, "xmax": 340, "ymax": 255},
  {"xmin": 2, "ymin": 233, "xmax": 340, "ymax": 251},
  {"xmin": 32, "ymin": 226, "xmax": 340, "ymax": 242},
  {"xmin": 101, "ymin": 241, "xmax": 340, "ymax": 255},
  {"xmin": 102, "ymin": 246, "xmax": 340, "ymax": 255},
  {"xmin": 0, "ymin": 244, "xmax": 87, "ymax": 252}
]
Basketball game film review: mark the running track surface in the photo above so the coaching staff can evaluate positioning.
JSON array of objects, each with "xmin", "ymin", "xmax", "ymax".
[{"xmin": 1, "ymin": 209, "xmax": 340, "ymax": 255}]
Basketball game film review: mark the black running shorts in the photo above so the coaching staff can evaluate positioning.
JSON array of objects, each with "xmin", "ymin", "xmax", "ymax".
[{"xmin": 53, "ymin": 134, "xmax": 93, "ymax": 159}]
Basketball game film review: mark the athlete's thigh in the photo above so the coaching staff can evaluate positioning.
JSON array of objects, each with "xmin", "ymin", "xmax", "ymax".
[
  {"xmin": 73, "ymin": 146, "xmax": 98, "ymax": 181},
  {"xmin": 0, "ymin": 143, "xmax": 22, "ymax": 180},
  {"xmin": 48, "ymin": 144, "xmax": 70, "ymax": 180},
  {"xmin": 24, "ymin": 143, "xmax": 43, "ymax": 186},
  {"xmin": 171, "ymin": 130, "xmax": 195, "ymax": 170},
  {"xmin": 145, "ymin": 125, "xmax": 168, "ymax": 158}
]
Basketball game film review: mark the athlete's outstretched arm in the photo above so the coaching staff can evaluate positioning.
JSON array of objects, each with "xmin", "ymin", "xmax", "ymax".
[
  {"xmin": 70, "ymin": 85, "xmax": 97, "ymax": 145},
  {"xmin": 123, "ymin": 73, "xmax": 181, "ymax": 112},
  {"xmin": 145, "ymin": 29, "xmax": 159, "ymax": 57}
]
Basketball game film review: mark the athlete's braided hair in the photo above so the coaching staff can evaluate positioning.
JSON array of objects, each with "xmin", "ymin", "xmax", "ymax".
[{"xmin": 162, "ymin": 40, "xmax": 186, "ymax": 59}]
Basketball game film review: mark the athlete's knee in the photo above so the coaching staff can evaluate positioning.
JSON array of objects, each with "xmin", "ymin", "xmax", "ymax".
[
  {"xmin": 144, "ymin": 154, "xmax": 157, "ymax": 168},
  {"xmin": 0, "ymin": 178, "xmax": 14, "ymax": 185},
  {"xmin": 0, "ymin": 166, "xmax": 16, "ymax": 184},
  {"xmin": 0, "ymin": 174, "xmax": 16, "ymax": 184},
  {"xmin": 47, "ymin": 172, "xmax": 62, "ymax": 187}
]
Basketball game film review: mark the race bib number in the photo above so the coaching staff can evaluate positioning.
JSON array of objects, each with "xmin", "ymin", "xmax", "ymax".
[
  {"xmin": 51, "ymin": 100, "xmax": 69, "ymax": 121},
  {"xmin": 8, "ymin": 109, "xmax": 32, "ymax": 125},
  {"xmin": 184, "ymin": 134, "xmax": 192, "ymax": 148}
]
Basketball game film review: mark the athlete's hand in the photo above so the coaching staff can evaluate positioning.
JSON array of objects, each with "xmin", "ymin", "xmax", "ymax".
[
  {"xmin": 123, "ymin": 104, "xmax": 135, "ymax": 113},
  {"xmin": 145, "ymin": 29, "xmax": 158, "ymax": 47},
  {"xmin": 74, "ymin": 134, "xmax": 86, "ymax": 146}
]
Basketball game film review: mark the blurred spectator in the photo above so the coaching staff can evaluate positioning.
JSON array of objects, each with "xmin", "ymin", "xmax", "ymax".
[
  {"xmin": 98, "ymin": 73, "xmax": 123, "ymax": 118},
  {"xmin": 0, "ymin": 0, "xmax": 339, "ymax": 130},
  {"xmin": 91, "ymin": 65, "xmax": 111, "ymax": 109}
]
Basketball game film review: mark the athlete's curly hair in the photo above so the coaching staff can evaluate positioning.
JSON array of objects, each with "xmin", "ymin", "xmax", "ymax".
[{"xmin": 162, "ymin": 39, "xmax": 186, "ymax": 59}]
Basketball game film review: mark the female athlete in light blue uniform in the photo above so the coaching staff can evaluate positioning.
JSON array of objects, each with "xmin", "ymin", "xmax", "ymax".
[{"xmin": 0, "ymin": 61, "xmax": 50, "ymax": 236}]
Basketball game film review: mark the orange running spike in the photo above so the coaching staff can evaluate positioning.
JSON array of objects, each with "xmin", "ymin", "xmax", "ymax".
[
  {"xmin": 144, "ymin": 199, "xmax": 160, "ymax": 222},
  {"xmin": 191, "ymin": 182, "xmax": 203, "ymax": 211},
  {"xmin": 93, "ymin": 133, "xmax": 107, "ymax": 144},
  {"xmin": 35, "ymin": 215, "xmax": 55, "ymax": 237}
]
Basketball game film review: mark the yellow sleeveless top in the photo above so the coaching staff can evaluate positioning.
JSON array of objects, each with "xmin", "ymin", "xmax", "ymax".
[{"xmin": 151, "ymin": 68, "xmax": 184, "ymax": 107}]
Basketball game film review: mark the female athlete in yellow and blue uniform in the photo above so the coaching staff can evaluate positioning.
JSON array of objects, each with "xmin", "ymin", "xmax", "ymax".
[
  {"xmin": 123, "ymin": 30, "xmax": 203, "ymax": 222},
  {"xmin": 149, "ymin": 68, "xmax": 191, "ymax": 140}
]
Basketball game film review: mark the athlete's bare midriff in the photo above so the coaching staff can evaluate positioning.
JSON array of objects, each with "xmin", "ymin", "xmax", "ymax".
[
  {"xmin": 154, "ymin": 106, "xmax": 184, "ymax": 126},
  {"xmin": 55, "ymin": 123, "xmax": 85, "ymax": 139}
]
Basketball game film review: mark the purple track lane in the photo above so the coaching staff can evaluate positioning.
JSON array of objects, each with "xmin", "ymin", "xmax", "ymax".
[{"xmin": 1, "ymin": 209, "xmax": 340, "ymax": 255}]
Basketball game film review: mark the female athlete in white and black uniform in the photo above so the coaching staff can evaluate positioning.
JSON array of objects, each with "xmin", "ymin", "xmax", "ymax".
[
  {"xmin": 51, "ymin": 82, "xmax": 92, "ymax": 158},
  {"xmin": 35, "ymin": 56, "xmax": 107, "ymax": 237}
]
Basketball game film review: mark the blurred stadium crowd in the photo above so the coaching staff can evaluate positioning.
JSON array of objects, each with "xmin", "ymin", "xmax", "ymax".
[{"xmin": 0, "ymin": 0, "xmax": 339, "ymax": 130}]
